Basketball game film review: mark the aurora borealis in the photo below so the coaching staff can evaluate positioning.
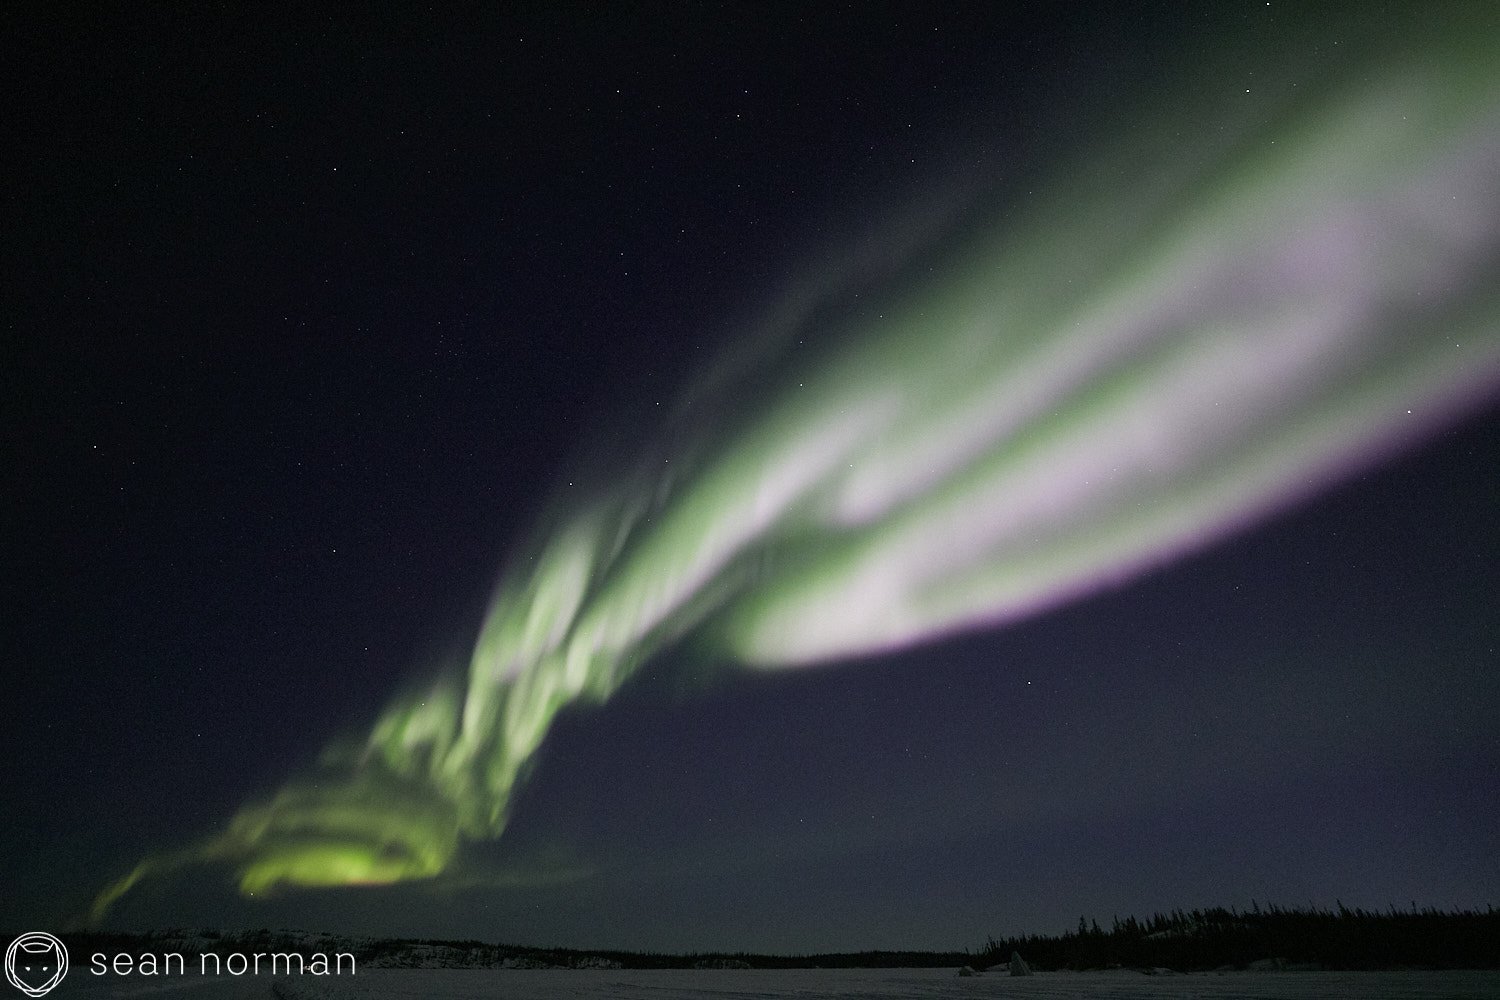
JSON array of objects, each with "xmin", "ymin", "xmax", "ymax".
[{"xmin": 8, "ymin": 3, "xmax": 1499, "ymax": 951}]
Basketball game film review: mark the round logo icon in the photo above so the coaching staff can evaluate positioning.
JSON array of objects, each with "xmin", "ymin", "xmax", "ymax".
[{"xmin": 5, "ymin": 933, "xmax": 68, "ymax": 997}]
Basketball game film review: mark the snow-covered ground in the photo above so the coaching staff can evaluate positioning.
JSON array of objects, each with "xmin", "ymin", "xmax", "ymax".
[{"xmin": 56, "ymin": 968, "xmax": 1500, "ymax": 999}]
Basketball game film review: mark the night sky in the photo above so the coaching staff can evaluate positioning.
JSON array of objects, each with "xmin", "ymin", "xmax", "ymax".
[{"xmin": 5, "ymin": 2, "xmax": 1498, "ymax": 954}]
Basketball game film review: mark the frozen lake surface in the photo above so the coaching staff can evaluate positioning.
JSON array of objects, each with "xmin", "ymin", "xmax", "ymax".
[{"xmin": 58, "ymin": 968, "xmax": 1500, "ymax": 999}]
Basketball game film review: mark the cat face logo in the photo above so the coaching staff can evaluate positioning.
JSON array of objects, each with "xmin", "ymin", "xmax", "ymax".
[{"xmin": 5, "ymin": 933, "xmax": 68, "ymax": 997}]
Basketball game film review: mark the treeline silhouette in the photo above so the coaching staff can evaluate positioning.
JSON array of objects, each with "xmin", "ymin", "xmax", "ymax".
[
  {"xmin": 980, "ymin": 902, "xmax": 1500, "ymax": 971},
  {"xmin": 47, "ymin": 903, "xmax": 1499, "ymax": 972}
]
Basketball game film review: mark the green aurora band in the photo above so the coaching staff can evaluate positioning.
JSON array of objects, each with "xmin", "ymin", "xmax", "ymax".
[{"xmin": 93, "ymin": 10, "xmax": 1500, "ymax": 922}]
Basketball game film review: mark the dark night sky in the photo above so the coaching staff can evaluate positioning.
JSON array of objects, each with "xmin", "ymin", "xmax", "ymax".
[{"xmin": 4, "ymin": 2, "xmax": 1498, "ymax": 953}]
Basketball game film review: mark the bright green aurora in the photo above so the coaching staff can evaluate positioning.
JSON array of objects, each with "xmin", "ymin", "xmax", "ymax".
[{"xmin": 92, "ymin": 9, "xmax": 1500, "ymax": 922}]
